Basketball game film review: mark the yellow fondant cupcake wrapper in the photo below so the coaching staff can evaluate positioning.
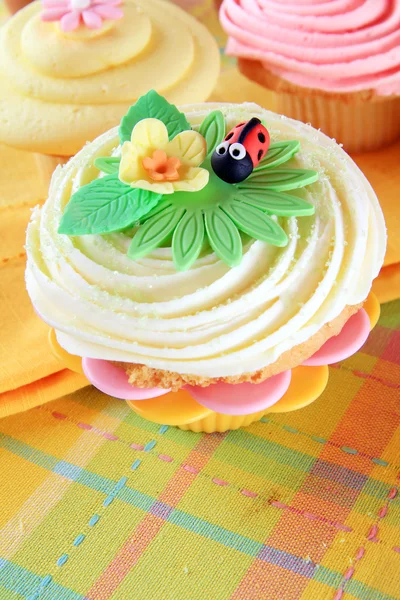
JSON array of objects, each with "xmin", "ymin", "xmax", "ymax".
[
  {"xmin": 127, "ymin": 365, "xmax": 330, "ymax": 433},
  {"xmin": 48, "ymin": 293, "xmax": 379, "ymax": 433}
]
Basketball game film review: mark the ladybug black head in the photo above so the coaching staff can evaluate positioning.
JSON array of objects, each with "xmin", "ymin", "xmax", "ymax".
[{"xmin": 211, "ymin": 141, "xmax": 253, "ymax": 184}]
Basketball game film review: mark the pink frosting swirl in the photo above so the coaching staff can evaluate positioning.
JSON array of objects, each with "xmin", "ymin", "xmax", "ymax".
[{"xmin": 220, "ymin": 0, "xmax": 400, "ymax": 95}]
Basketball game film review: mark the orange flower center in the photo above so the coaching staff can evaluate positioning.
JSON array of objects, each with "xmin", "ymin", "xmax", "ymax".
[{"xmin": 142, "ymin": 150, "xmax": 181, "ymax": 182}]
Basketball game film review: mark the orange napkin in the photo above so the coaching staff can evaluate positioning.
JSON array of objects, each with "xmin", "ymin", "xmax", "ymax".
[{"xmin": 0, "ymin": 146, "xmax": 87, "ymax": 417}]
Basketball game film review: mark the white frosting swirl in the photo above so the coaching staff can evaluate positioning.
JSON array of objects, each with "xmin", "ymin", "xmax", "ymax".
[{"xmin": 25, "ymin": 103, "xmax": 386, "ymax": 378}]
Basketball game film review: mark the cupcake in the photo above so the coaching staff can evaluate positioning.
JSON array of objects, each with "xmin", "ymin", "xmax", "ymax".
[
  {"xmin": 26, "ymin": 91, "xmax": 386, "ymax": 432},
  {"xmin": 220, "ymin": 0, "xmax": 400, "ymax": 153},
  {"xmin": 0, "ymin": 0, "xmax": 220, "ymax": 184}
]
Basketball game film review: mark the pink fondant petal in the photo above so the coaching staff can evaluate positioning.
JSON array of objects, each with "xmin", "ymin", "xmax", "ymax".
[
  {"xmin": 82, "ymin": 9, "xmax": 103, "ymax": 28},
  {"xmin": 82, "ymin": 358, "xmax": 170, "ymax": 400},
  {"xmin": 186, "ymin": 370, "xmax": 292, "ymax": 416},
  {"xmin": 93, "ymin": 0, "xmax": 123, "ymax": 6},
  {"xmin": 41, "ymin": 7, "xmax": 69, "ymax": 21},
  {"xmin": 60, "ymin": 10, "xmax": 81, "ymax": 31},
  {"xmin": 92, "ymin": 5, "xmax": 123, "ymax": 19},
  {"xmin": 303, "ymin": 309, "xmax": 370, "ymax": 367},
  {"xmin": 42, "ymin": 0, "xmax": 68, "ymax": 7}
]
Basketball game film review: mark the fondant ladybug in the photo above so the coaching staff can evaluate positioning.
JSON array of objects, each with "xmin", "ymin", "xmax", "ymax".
[{"xmin": 211, "ymin": 118, "xmax": 270, "ymax": 184}]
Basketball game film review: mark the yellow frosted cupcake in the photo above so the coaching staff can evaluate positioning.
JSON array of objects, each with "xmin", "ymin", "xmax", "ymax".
[
  {"xmin": 26, "ymin": 92, "xmax": 385, "ymax": 431},
  {"xmin": 0, "ymin": 0, "xmax": 220, "ymax": 182},
  {"xmin": 220, "ymin": 0, "xmax": 400, "ymax": 153}
]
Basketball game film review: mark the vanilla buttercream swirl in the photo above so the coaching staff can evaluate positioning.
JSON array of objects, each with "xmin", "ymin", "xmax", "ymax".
[
  {"xmin": 0, "ymin": 0, "xmax": 219, "ymax": 155},
  {"xmin": 25, "ymin": 103, "xmax": 386, "ymax": 378},
  {"xmin": 221, "ymin": 0, "xmax": 400, "ymax": 95}
]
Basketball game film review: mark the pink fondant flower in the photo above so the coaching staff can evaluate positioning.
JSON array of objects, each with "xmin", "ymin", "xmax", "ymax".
[{"xmin": 41, "ymin": 0, "xmax": 123, "ymax": 32}]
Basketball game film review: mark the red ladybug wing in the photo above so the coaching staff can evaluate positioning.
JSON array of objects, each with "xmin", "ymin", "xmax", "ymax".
[
  {"xmin": 224, "ymin": 122, "xmax": 246, "ymax": 144},
  {"xmin": 224, "ymin": 122, "xmax": 270, "ymax": 167},
  {"xmin": 244, "ymin": 124, "xmax": 270, "ymax": 166}
]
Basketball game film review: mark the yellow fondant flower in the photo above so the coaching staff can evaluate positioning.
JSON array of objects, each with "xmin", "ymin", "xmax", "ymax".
[{"xmin": 119, "ymin": 118, "xmax": 209, "ymax": 194}]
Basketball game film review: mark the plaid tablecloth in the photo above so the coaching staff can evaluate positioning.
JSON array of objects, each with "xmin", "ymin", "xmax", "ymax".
[{"xmin": 0, "ymin": 298, "xmax": 399, "ymax": 599}]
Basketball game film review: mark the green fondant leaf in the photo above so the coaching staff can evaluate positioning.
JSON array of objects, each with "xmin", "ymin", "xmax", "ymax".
[
  {"xmin": 255, "ymin": 140, "xmax": 300, "ymax": 171},
  {"xmin": 199, "ymin": 110, "xmax": 226, "ymax": 157},
  {"xmin": 128, "ymin": 205, "xmax": 186, "ymax": 260},
  {"xmin": 172, "ymin": 210, "xmax": 205, "ymax": 271},
  {"xmin": 204, "ymin": 207, "xmax": 242, "ymax": 267},
  {"xmin": 235, "ymin": 189, "xmax": 315, "ymax": 216},
  {"xmin": 119, "ymin": 90, "xmax": 191, "ymax": 144},
  {"xmin": 94, "ymin": 156, "xmax": 121, "ymax": 175},
  {"xmin": 140, "ymin": 198, "xmax": 174, "ymax": 222},
  {"xmin": 240, "ymin": 169, "xmax": 319, "ymax": 192},
  {"xmin": 222, "ymin": 200, "xmax": 288, "ymax": 247},
  {"xmin": 58, "ymin": 174, "xmax": 161, "ymax": 236}
]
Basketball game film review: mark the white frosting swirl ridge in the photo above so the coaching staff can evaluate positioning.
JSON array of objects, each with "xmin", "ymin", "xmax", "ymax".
[{"xmin": 25, "ymin": 103, "xmax": 386, "ymax": 378}]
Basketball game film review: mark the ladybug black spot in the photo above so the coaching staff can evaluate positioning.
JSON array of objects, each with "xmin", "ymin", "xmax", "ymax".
[
  {"xmin": 258, "ymin": 132, "xmax": 266, "ymax": 143},
  {"xmin": 236, "ymin": 122, "xmax": 245, "ymax": 128},
  {"xmin": 225, "ymin": 132, "xmax": 234, "ymax": 141},
  {"xmin": 258, "ymin": 149, "xmax": 263, "ymax": 161}
]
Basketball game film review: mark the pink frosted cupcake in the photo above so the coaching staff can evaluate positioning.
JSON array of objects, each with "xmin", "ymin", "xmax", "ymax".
[{"xmin": 220, "ymin": 0, "xmax": 400, "ymax": 153}]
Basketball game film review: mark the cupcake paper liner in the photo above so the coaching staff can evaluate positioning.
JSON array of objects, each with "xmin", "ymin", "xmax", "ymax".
[
  {"xmin": 178, "ymin": 410, "xmax": 267, "ymax": 433},
  {"xmin": 277, "ymin": 93, "xmax": 400, "ymax": 154},
  {"xmin": 237, "ymin": 60, "xmax": 400, "ymax": 153}
]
